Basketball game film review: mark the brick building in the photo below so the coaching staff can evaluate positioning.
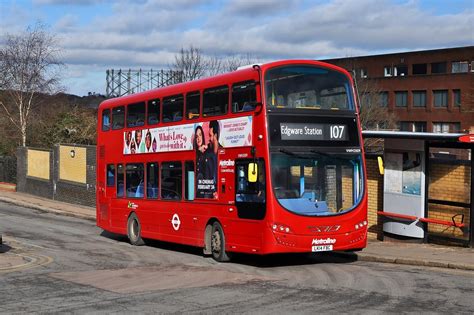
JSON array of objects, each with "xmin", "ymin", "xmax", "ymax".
[{"xmin": 323, "ymin": 46, "xmax": 474, "ymax": 133}]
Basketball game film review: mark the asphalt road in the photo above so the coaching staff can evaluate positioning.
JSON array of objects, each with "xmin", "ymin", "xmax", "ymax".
[{"xmin": 1, "ymin": 201, "xmax": 473, "ymax": 314}]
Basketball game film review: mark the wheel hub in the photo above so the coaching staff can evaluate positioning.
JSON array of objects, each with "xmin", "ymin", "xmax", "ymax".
[{"xmin": 211, "ymin": 230, "xmax": 221, "ymax": 254}]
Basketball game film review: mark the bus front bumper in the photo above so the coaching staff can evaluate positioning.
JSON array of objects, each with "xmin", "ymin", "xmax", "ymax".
[{"xmin": 265, "ymin": 227, "xmax": 367, "ymax": 254}]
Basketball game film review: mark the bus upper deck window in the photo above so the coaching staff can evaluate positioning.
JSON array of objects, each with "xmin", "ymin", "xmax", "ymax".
[
  {"xmin": 147, "ymin": 99, "xmax": 160, "ymax": 125},
  {"xmin": 102, "ymin": 109, "xmax": 111, "ymax": 131},
  {"xmin": 163, "ymin": 95, "xmax": 183, "ymax": 122},
  {"xmin": 232, "ymin": 81, "xmax": 257, "ymax": 113},
  {"xmin": 203, "ymin": 86, "xmax": 228, "ymax": 117},
  {"xmin": 112, "ymin": 106, "xmax": 125, "ymax": 130},
  {"xmin": 127, "ymin": 102, "xmax": 146, "ymax": 128},
  {"xmin": 186, "ymin": 91, "xmax": 200, "ymax": 120}
]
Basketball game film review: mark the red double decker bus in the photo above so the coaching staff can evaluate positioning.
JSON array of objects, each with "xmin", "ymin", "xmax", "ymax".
[{"xmin": 97, "ymin": 60, "xmax": 367, "ymax": 261}]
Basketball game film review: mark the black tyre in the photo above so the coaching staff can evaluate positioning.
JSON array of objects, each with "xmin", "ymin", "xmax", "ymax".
[
  {"xmin": 127, "ymin": 212, "xmax": 145, "ymax": 246},
  {"xmin": 211, "ymin": 222, "xmax": 231, "ymax": 262}
]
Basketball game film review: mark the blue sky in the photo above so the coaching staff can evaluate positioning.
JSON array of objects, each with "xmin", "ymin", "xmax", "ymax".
[{"xmin": 1, "ymin": 0, "xmax": 473, "ymax": 96}]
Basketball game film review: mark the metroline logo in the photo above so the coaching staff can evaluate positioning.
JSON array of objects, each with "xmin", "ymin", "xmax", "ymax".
[
  {"xmin": 219, "ymin": 159, "xmax": 235, "ymax": 167},
  {"xmin": 312, "ymin": 238, "xmax": 336, "ymax": 245}
]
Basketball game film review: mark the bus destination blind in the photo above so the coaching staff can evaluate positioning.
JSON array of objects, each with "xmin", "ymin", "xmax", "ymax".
[{"xmin": 280, "ymin": 123, "xmax": 348, "ymax": 141}]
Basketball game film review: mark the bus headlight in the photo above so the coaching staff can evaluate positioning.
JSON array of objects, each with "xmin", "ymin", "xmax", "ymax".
[
  {"xmin": 354, "ymin": 220, "xmax": 367, "ymax": 230},
  {"xmin": 269, "ymin": 222, "xmax": 292, "ymax": 234}
]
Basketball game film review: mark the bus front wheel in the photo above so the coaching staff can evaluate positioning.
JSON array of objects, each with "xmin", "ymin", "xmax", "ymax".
[
  {"xmin": 127, "ymin": 213, "xmax": 145, "ymax": 246},
  {"xmin": 211, "ymin": 222, "xmax": 231, "ymax": 262}
]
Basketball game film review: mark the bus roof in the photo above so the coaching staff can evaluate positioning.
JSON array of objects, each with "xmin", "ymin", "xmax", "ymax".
[{"xmin": 98, "ymin": 59, "xmax": 350, "ymax": 110}]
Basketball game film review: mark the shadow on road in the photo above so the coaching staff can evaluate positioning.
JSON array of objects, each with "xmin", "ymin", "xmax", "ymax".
[
  {"xmin": 0, "ymin": 243, "xmax": 12, "ymax": 254},
  {"xmin": 99, "ymin": 230, "xmax": 358, "ymax": 267},
  {"xmin": 229, "ymin": 252, "xmax": 358, "ymax": 268}
]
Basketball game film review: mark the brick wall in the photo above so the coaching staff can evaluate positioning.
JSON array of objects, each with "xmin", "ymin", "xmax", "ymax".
[
  {"xmin": 428, "ymin": 160, "xmax": 471, "ymax": 240},
  {"xmin": 16, "ymin": 147, "xmax": 54, "ymax": 199},
  {"xmin": 342, "ymin": 167, "xmax": 353, "ymax": 210},
  {"xmin": 54, "ymin": 145, "xmax": 96, "ymax": 207},
  {"xmin": 366, "ymin": 157, "xmax": 384, "ymax": 239},
  {"xmin": 16, "ymin": 145, "xmax": 96, "ymax": 207}
]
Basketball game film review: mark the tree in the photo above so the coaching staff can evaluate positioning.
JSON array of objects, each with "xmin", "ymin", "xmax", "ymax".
[
  {"xmin": 171, "ymin": 45, "xmax": 259, "ymax": 82},
  {"xmin": 172, "ymin": 45, "xmax": 206, "ymax": 82},
  {"xmin": 32, "ymin": 105, "xmax": 97, "ymax": 147},
  {"xmin": 354, "ymin": 76, "xmax": 397, "ymax": 131},
  {"xmin": 0, "ymin": 23, "xmax": 64, "ymax": 147}
]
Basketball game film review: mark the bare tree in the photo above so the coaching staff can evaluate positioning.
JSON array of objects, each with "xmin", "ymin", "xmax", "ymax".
[
  {"xmin": 172, "ymin": 46, "xmax": 260, "ymax": 81},
  {"xmin": 222, "ymin": 53, "xmax": 259, "ymax": 72},
  {"xmin": 0, "ymin": 23, "xmax": 64, "ymax": 147},
  {"xmin": 172, "ymin": 45, "xmax": 206, "ymax": 82},
  {"xmin": 354, "ymin": 76, "xmax": 397, "ymax": 130}
]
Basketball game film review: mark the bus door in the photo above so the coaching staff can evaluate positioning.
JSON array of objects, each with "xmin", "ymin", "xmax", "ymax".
[
  {"xmin": 98, "ymin": 163, "xmax": 116, "ymax": 226},
  {"xmin": 224, "ymin": 159, "xmax": 266, "ymax": 251},
  {"xmin": 234, "ymin": 159, "xmax": 266, "ymax": 219}
]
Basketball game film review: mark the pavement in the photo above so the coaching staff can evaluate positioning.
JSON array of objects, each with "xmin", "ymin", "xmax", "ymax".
[{"xmin": 1, "ymin": 189, "xmax": 473, "ymax": 271}]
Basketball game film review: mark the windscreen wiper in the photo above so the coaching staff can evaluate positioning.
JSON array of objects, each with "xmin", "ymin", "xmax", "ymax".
[
  {"xmin": 310, "ymin": 150, "xmax": 354, "ymax": 161},
  {"xmin": 279, "ymin": 149, "xmax": 312, "ymax": 160}
]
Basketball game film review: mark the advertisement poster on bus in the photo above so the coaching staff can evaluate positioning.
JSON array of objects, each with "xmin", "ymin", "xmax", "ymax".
[
  {"xmin": 193, "ymin": 116, "xmax": 252, "ymax": 198},
  {"xmin": 123, "ymin": 116, "xmax": 253, "ymax": 199},
  {"xmin": 123, "ymin": 116, "xmax": 252, "ymax": 155}
]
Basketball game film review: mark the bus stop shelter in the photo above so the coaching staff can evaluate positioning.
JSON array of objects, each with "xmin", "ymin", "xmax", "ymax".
[{"xmin": 363, "ymin": 131, "xmax": 473, "ymax": 248}]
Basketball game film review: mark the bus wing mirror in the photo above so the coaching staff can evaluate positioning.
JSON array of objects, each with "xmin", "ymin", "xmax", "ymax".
[
  {"xmin": 377, "ymin": 156, "xmax": 384, "ymax": 175},
  {"xmin": 248, "ymin": 163, "xmax": 258, "ymax": 183}
]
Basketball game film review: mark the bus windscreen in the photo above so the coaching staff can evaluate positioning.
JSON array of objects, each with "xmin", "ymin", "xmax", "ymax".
[{"xmin": 265, "ymin": 65, "xmax": 353, "ymax": 110}]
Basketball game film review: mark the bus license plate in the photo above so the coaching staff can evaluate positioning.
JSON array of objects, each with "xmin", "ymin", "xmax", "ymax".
[{"xmin": 312, "ymin": 245, "xmax": 333, "ymax": 252}]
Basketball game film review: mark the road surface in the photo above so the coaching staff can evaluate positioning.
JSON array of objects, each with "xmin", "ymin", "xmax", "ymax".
[{"xmin": 1, "ymin": 201, "xmax": 473, "ymax": 313}]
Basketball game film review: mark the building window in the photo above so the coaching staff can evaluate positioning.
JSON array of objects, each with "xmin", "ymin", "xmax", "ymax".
[
  {"xmin": 360, "ymin": 68, "xmax": 368, "ymax": 78},
  {"xmin": 163, "ymin": 95, "xmax": 183, "ymax": 122},
  {"xmin": 412, "ymin": 63, "xmax": 427, "ymax": 75},
  {"xmin": 127, "ymin": 102, "xmax": 146, "ymax": 128},
  {"xmin": 413, "ymin": 122, "xmax": 427, "ymax": 132},
  {"xmin": 161, "ymin": 162, "xmax": 182, "ymax": 200},
  {"xmin": 433, "ymin": 122, "xmax": 461, "ymax": 133},
  {"xmin": 412, "ymin": 91, "xmax": 426, "ymax": 107},
  {"xmin": 452, "ymin": 61, "xmax": 469, "ymax": 73},
  {"xmin": 203, "ymin": 86, "xmax": 229, "ymax": 117},
  {"xmin": 186, "ymin": 91, "xmax": 200, "ymax": 120},
  {"xmin": 395, "ymin": 91, "xmax": 408, "ymax": 107},
  {"xmin": 399, "ymin": 121, "xmax": 410, "ymax": 131},
  {"xmin": 384, "ymin": 66, "xmax": 393, "ymax": 77},
  {"xmin": 380, "ymin": 92, "xmax": 388, "ymax": 107},
  {"xmin": 395, "ymin": 65, "xmax": 408, "ymax": 76},
  {"xmin": 147, "ymin": 99, "xmax": 160, "ymax": 125},
  {"xmin": 433, "ymin": 90, "xmax": 448, "ymax": 107},
  {"xmin": 453, "ymin": 89, "xmax": 461, "ymax": 107},
  {"xmin": 232, "ymin": 81, "xmax": 257, "ymax": 113},
  {"xmin": 400, "ymin": 121, "xmax": 427, "ymax": 132},
  {"xmin": 112, "ymin": 106, "xmax": 125, "ymax": 130},
  {"xmin": 431, "ymin": 62, "xmax": 447, "ymax": 74},
  {"xmin": 146, "ymin": 162, "xmax": 159, "ymax": 199},
  {"xmin": 126, "ymin": 164, "xmax": 144, "ymax": 198}
]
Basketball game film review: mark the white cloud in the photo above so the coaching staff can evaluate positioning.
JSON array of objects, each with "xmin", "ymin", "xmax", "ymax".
[
  {"xmin": 224, "ymin": 0, "xmax": 301, "ymax": 16},
  {"xmin": 3, "ymin": 0, "xmax": 472, "ymax": 95},
  {"xmin": 33, "ymin": 0, "xmax": 103, "ymax": 5}
]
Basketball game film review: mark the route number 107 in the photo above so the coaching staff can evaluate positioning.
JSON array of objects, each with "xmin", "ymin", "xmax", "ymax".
[{"xmin": 330, "ymin": 125, "xmax": 345, "ymax": 139}]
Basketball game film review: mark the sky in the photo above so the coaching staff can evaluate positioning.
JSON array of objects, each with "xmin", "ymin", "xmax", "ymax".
[{"xmin": 0, "ymin": 0, "xmax": 473, "ymax": 96}]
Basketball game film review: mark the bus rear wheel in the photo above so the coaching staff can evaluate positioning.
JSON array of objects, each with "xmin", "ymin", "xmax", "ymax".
[
  {"xmin": 211, "ymin": 222, "xmax": 231, "ymax": 262},
  {"xmin": 127, "ymin": 213, "xmax": 145, "ymax": 246}
]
